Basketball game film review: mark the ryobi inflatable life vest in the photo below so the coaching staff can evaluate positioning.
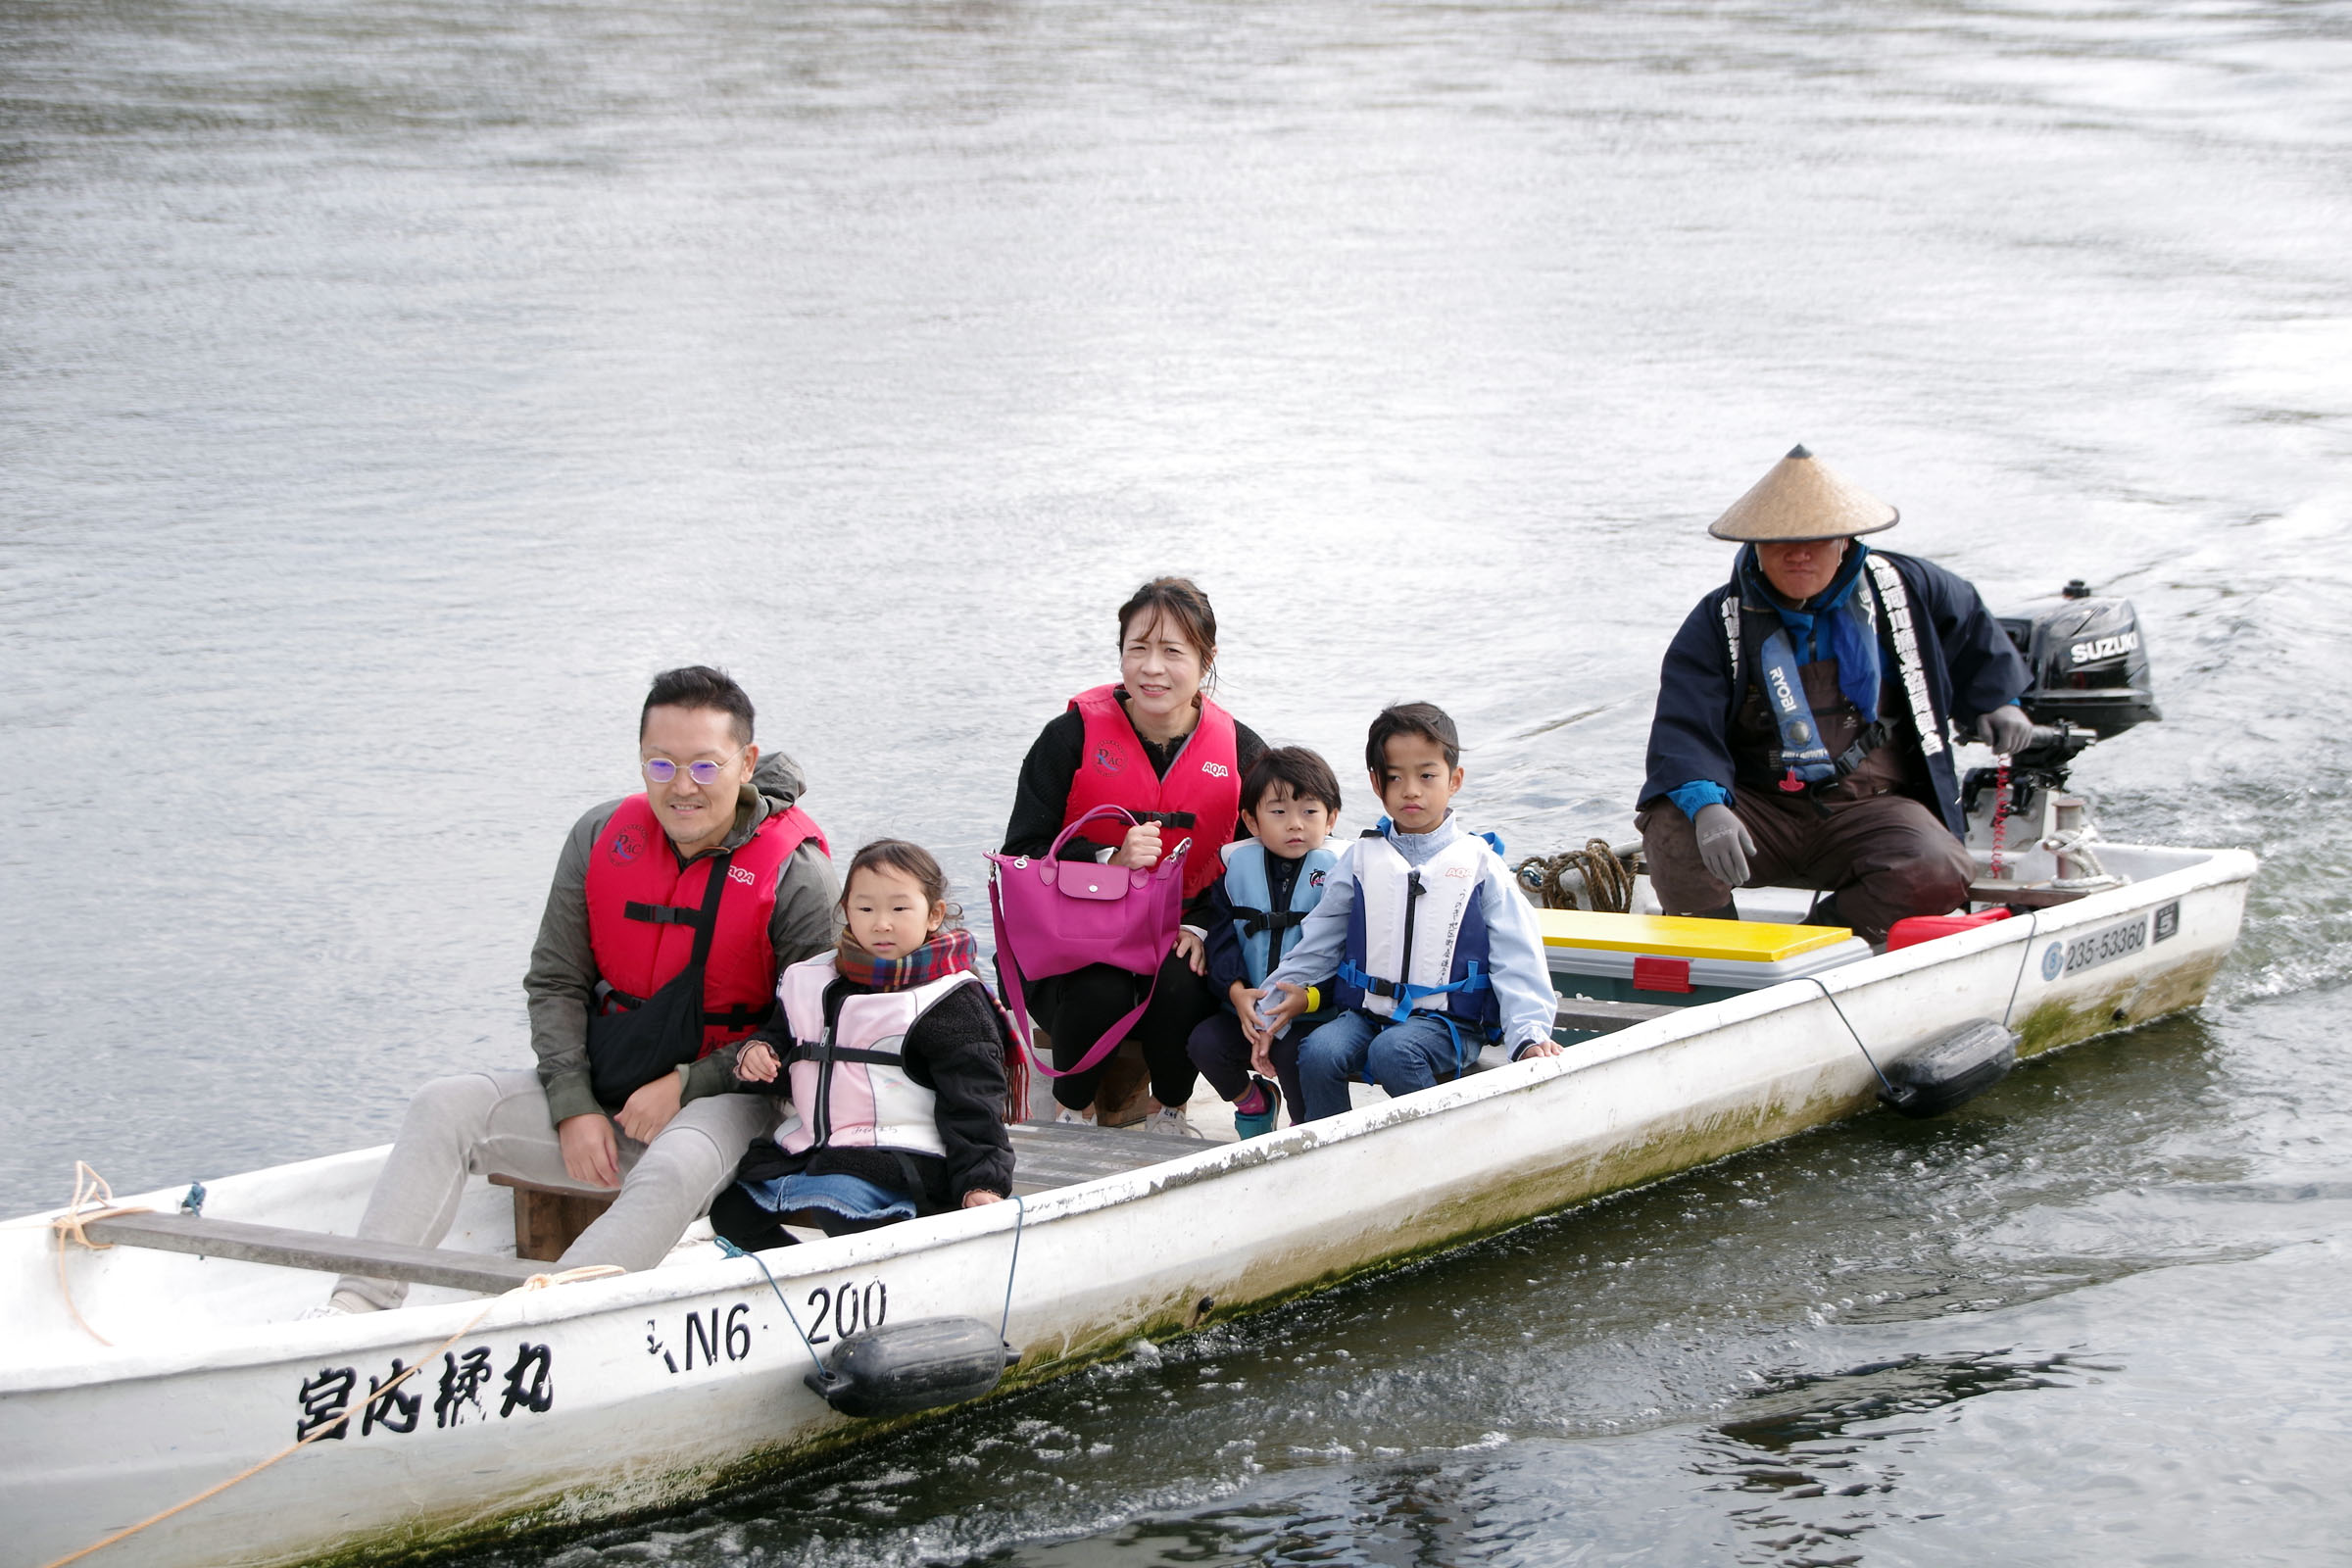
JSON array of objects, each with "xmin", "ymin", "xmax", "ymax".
[
  {"xmin": 1720, "ymin": 552, "xmax": 1940, "ymax": 797},
  {"xmin": 583, "ymin": 796, "xmax": 828, "ymax": 1057},
  {"xmin": 1060, "ymin": 684, "xmax": 1241, "ymax": 901},
  {"xmin": 769, "ymin": 954, "xmax": 971, "ymax": 1157},
  {"xmin": 1334, "ymin": 830, "xmax": 1503, "ymax": 1040},
  {"xmin": 1222, "ymin": 839, "xmax": 1338, "ymax": 989}
]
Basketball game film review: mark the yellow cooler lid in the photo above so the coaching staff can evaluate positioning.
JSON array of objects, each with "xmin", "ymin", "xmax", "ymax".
[{"xmin": 1539, "ymin": 909, "xmax": 1853, "ymax": 963}]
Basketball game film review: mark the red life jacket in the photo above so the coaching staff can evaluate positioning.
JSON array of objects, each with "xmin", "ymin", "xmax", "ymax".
[
  {"xmin": 583, "ymin": 796, "xmax": 829, "ymax": 1056},
  {"xmin": 1060, "ymin": 684, "xmax": 1240, "ymax": 900}
]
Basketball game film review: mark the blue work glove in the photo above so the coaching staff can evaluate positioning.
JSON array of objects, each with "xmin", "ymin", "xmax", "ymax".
[
  {"xmin": 1693, "ymin": 803, "xmax": 1756, "ymax": 888},
  {"xmin": 1976, "ymin": 706, "xmax": 2034, "ymax": 756}
]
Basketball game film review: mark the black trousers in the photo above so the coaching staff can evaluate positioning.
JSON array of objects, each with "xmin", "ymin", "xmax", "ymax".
[
  {"xmin": 1029, "ymin": 950, "xmax": 1216, "ymax": 1112},
  {"xmin": 1186, "ymin": 1009, "xmax": 1309, "ymax": 1121}
]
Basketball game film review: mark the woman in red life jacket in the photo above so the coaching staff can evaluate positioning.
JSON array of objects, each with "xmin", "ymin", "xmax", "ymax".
[
  {"xmin": 712, "ymin": 839, "xmax": 1015, "ymax": 1247},
  {"xmin": 1000, "ymin": 577, "xmax": 1267, "ymax": 1135}
]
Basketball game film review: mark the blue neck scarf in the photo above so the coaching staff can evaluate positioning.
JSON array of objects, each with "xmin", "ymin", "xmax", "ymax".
[{"xmin": 1738, "ymin": 542, "xmax": 1882, "ymax": 723}]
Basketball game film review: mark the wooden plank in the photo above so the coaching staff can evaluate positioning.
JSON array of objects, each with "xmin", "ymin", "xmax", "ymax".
[
  {"xmin": 1970, "ymin": 881, "xmax": 2095, "ymax": 908},
  {"xmin": 1006, "ymin": 1121, "xmax": 1212, "ymax": 1193},
  {"xmin": 1554, "ymin": 998, "xmax": 1683, "ymax": 1033},
  {"xmin": 82, "ymin": 1212, "xmax": 543, "ymax": 1294}
]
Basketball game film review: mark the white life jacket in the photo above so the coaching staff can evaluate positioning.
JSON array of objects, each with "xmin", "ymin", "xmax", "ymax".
[
  {"xmin": 769, "ymin": 954, "xmax": 964, "ymax": 1158},
  {"xmin": 1334, "ymin": 831, "xmax": 1500, "ymax": 1034}
]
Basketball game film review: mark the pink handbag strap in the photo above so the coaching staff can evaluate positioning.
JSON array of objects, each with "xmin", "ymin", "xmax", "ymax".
[
  {"xmin": 1048, "ymin": 804, "xmax": 1143, "ymax": 859},
  {"xmin": 988, "ymin": 866, "xmax": 1162, "ymax": 1081}
]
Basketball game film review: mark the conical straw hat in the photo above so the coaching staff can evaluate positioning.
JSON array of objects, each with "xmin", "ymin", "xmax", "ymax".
[{"xmin": 1706, "ymin": 445, "xmax": 1900, "ymax": 541}]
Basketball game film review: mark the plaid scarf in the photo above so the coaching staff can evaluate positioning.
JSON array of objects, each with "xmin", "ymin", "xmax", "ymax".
[{"xmin": 834, "ymin": 926, "xmax": 981, "ymax": 991}]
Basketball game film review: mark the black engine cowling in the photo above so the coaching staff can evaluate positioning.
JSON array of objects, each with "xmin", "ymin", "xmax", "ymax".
[{"xmin": 1996, "ymin": 579, "xmax": 2161, "ymax": 739}]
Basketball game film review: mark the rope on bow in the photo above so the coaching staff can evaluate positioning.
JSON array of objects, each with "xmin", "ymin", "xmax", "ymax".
[
  {"xmin": 49, "ymin": 1162, "xmax": 155, "ymax": 1348},
  {"xmin": 37, "ymin": 1250, "xmax": 625, "ymax": 1568}
]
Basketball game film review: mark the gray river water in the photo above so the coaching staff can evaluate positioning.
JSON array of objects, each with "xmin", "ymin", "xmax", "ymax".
[{"xmin": 6, "ymin": 0, "xmax": 2351, "ymax": 1561}]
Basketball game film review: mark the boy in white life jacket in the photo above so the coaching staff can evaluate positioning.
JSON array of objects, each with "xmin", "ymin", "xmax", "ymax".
[
  {"xmin": 1184, "ymin": 746, "xmax": 1345, "ymax": 1137},
  {"xmin": 1254, "ymin": 703, "xmax": 1563, "ymax": 1119}
]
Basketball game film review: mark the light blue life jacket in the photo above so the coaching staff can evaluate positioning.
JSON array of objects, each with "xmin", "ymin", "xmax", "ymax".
[{"xmin": 1222, "ymin": 840, "xmax": 1339, "ymax": 989}]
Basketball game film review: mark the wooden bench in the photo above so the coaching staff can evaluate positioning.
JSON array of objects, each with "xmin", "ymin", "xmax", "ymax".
[
  {"xmin": 81, "ymin": 1211, "xmax": 543, "ymax": 1294},
  {"xmin": 489, "ymin": 1173, "xmax": 618, "ymax": 1262}
]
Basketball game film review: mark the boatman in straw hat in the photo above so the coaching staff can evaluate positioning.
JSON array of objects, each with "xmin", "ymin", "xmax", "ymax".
[{"xmin": 1635, "ymin": 445, "xmax": 2034, "ymax": 945}]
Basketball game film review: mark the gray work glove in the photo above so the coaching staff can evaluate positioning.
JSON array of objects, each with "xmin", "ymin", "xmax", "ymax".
[
  {"xmin": 1693, "ymin": 803, "xmax": 1756, "ymax": 888},
  {"xmin": 1976, "ymin": 705, "xmax": 2034, "ymax": 756}
]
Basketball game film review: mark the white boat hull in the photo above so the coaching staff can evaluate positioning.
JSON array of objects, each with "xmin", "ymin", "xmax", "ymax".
[{"xmin": 0, "ymin": 844, "xmax": 2255, "ymax": 1568}]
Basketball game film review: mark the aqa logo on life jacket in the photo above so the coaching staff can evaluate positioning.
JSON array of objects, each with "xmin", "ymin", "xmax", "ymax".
[
  {"xmin": 610, "ymin": 828, "xmax": 647, "ymax": 864},
  {"xmin": 1094, "ymin": 744, "xmax": 1125, "ymax": 774},
  {"xmin": 1444, "ymin": 865, "xmax": 1473, "ymax": 879},
  {"xmin": 728, "ymin": 865, "xmax": 757, "ymax": 888},
  {"xmin": 1200, "ymin": 761, "xmax": 1230, "ymax": 778}
]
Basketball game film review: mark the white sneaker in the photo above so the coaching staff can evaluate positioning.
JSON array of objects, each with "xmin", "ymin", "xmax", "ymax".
[
  {"xmin": 1143, "ymin": 1106, "xmax": 1207, "ymax": 1141},
  {"xmin": 1052, "ymin": 1105, "xmax": 1095, "ymax": 1126}
]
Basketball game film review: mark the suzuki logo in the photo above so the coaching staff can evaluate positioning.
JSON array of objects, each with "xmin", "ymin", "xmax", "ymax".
[{"xmin": 2069, "ymin": 631, "xmax": 2137, "ymax": 664}]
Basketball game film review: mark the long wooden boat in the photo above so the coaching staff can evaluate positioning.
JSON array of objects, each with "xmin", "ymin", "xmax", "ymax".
[{"xmin": 0, "ymin": 836, "xmax": 2254, "ymax": 1568}]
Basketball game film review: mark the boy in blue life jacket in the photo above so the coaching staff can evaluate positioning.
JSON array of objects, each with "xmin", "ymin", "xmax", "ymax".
[
  {"xmin": 1254, "ymin": 703, "xmax": 1563, "ymax": 1119},
  {"xmin": 1184, "ymin": 747, "xmax": 1345, "ymax": 1137}
]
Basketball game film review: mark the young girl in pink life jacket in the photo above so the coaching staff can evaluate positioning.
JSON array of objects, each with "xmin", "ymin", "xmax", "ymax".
[{"xmin": 709, "ymin": 840, "xmax": 1017, "ymax": 1250}]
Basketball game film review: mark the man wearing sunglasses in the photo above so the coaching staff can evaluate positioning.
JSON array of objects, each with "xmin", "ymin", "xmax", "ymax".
[{"xmin": 325, "ymin": 665, "xmax": 838, "ymax": 1312}]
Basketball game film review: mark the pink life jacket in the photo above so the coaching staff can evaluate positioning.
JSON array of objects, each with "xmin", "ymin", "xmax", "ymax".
[{"xmin": 770, "ymin": 954, "xmax": 978, "ymax": 1157}]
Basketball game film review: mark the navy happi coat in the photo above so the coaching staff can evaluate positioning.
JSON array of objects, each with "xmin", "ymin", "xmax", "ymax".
[{"xmin": 1639, "ymin": 549, "xmax": 2032, "ymax": 839}]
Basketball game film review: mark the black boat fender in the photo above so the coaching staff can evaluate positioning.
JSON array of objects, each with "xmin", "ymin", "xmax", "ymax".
[
  {"xmin": 1809, "ymin": 977, "xmax": 2019, "ymax": 1118},
  {"xmin": 1874, "ymin": 1017, "xmax": 2018, "ymax": 1118},
  {"xmin": 805, "ymin": 1317, "xmax": 1022, "ymax": 1418}
]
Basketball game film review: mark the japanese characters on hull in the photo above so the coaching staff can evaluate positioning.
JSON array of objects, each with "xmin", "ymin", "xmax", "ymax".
[{"xmin": 296, "ymin": 1342, "xmax": 554, "ymax": 1442}]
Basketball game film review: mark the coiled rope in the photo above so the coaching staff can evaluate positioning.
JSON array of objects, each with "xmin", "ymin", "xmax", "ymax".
[
  {"xmin": 40, "ymin": 1165, "xmax": 623, "ymax": 1568},
  {"xmin": 1515, "ymin": 840, "xmax": 1642, "ymax": 912}
]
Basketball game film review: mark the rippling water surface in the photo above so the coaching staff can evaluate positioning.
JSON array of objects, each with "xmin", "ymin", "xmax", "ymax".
[{"xmin": 5, "ymin": 0, "xmax": 2351, "ymax": 1561}]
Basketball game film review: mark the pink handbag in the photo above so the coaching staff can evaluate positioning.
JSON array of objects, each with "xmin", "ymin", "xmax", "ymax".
[{"xmin": 987, "ymin": 806, "xmax": 1191, "ymax": 1079}]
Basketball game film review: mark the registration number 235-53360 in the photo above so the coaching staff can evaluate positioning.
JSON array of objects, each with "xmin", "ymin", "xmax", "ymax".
[{"xmin": 2058, "ymin": 915, "xmax": 2147, "ymax": 978}]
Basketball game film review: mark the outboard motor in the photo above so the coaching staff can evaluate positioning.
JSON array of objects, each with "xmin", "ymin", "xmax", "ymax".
[
  {"xmin": 1964, "ymin": 580, "xmax": 2161, "ymax": 823},
  {"xmin": 1998, "ymin": 578, "xmax": 2161, "ymax": 746}
]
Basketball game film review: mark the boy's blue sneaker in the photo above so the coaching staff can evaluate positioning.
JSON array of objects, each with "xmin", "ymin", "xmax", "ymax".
[{"xmin": 1232, "ymin": 1076, "xmax": 1281, "ymax": 1139}]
